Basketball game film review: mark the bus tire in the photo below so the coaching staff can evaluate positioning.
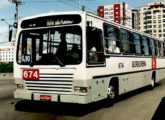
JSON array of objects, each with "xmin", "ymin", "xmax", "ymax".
[
  {"xmin": 149, "ymin": 72, "xmax": 155, "ymax": 90},
  {"xmin": 105, "ymin": 83, "xmax": 116, "ymax": 106}
]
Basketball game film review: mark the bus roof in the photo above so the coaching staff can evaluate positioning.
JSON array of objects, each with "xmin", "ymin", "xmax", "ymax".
[
  {"xmin": 19, "ymin": 11, "xmax": 163, "ymax": 42},
  {"xmin": 20, "ymin": 11, "xmax": 84, "ymax": 22}
]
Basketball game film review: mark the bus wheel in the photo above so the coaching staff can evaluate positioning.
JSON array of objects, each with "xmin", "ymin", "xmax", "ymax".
[
  {"xmin": 105, "ymin": 84, "xmax": 116, "ymax": 106},
  {"xmin": 149, "ymin": 77, "xmax": 155, "ymax": 90},
  {"xmin": 150, "ymin": 72, "xmax": 156, "ymax": 90}
]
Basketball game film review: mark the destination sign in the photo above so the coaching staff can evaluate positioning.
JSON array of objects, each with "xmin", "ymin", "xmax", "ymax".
[
  {"xmin": 132, "ymin": 61, "xmax": 146, "ymax": 68},
  {"xmin": 47, "ymin": 19, "xmax": 75, "ymax": 26},
  {"xmin": 21, "ymin": 15, "xmax": 81, "ymax": 28}
]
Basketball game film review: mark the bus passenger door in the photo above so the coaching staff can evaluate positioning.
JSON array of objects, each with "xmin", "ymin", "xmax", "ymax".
[{"xmin": 86, "ymin": 26, "xmax": 107, "ymax": 101}]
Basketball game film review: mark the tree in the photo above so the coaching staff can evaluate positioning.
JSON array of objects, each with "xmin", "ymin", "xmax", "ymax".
[{"xmin": 0, "ymin": 62, "xmax": 13, "ymax": 73}]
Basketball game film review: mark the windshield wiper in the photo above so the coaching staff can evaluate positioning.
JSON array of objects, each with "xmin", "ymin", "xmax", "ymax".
[{"xmin": 55, "ymin": 55, "xmax": 65, "ymax": 67}]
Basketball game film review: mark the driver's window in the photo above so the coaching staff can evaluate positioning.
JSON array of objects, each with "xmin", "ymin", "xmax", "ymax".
[{"xmin": 87, "ymin": 26, "xmax": 105, "ymax": 65}]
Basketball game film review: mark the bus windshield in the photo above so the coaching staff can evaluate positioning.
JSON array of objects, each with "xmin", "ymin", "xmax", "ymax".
[{"xmin": 17, "ymin": 26, "xmax": 82, "ymax": 66}]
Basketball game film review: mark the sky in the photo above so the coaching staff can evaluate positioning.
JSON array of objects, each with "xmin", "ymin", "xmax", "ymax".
[{"xmin": 0, "ymin": 0, "xmax": 159, "ymax": 46}]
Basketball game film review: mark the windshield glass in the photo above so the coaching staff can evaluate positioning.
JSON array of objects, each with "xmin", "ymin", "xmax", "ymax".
[{"xmin": 17, "ymin": 26, "xmax": 82, "ymax": 66}]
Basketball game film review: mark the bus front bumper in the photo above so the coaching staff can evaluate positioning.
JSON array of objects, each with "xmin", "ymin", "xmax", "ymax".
[{"xmin": 14, "ymin": 90, "xmax": 91, "ymax": 104}]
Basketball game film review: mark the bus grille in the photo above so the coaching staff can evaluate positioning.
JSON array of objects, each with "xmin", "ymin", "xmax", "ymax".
[{"xmin": 24, "ymin": 73, "xmax": 73, "ymax": 94}]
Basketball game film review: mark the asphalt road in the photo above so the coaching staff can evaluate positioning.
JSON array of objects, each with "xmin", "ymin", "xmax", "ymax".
[{"xmin": 0, "ymin": 79, "xmax": 165, "ymax": 120}]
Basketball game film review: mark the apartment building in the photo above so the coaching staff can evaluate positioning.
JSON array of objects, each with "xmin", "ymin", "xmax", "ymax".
[
  {"xmin": 0, "ymin": 46, "xmax": 14, "ymax": 63},
  {"xmin": 98, "ymin": 2, "xmax": 133, "ymax": 29},
  {"xmin": 139, "ymin": 1, "xmax": 165, "ymax": 40}
]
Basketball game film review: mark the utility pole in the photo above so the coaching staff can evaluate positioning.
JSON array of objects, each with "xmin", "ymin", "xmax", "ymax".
[
  {"xmin": 11, "ymin": 0, "xmax": 22, "ymax": 43},
  {"xmin": 78, "ymin": 0, "xmax": 80, "ymax": 11}
]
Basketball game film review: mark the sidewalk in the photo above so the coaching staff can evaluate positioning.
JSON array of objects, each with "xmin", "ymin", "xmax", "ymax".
[{"xmin": 0, "ymin": 73, "xmax": 14, "ymax": 80}]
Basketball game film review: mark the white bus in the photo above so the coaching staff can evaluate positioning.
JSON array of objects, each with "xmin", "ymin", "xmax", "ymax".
[{"xmin": 14, "ymin": 11, "xmax": 165, "ymax": 104}]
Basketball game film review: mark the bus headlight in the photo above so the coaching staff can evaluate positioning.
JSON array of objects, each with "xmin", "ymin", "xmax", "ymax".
[
  {"xmin": 74, "ymin": 86, "xmax": 88, "ymax": 93},
  {"xmin": 16, "ymin": 84, "xmax": 24, "ymax": 89}
]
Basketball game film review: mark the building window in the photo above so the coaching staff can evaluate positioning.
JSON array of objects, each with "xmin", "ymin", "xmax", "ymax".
[
  {"xmin": 147, "ymin": 16, "xmax": 152, "ymax": 19},
  {"xmin": 147, "ymin": 25, "xmax": 152, "ymax": 28},
  {"xmin": 109, "ymin": 16, "xmax": 113, "ymax": 19},
  {"xmin": 147, "ymin": 20, "xmax": 152, "ymax": 24},
  {"xmin": 153, "ymin": 20, "xmax": 156, "ymax": 23},
  {"xmin": 105, "ymin": 12, "xmax": 108, "ymax": 15},
  {"xmin": 163, "ymin": 14, "xmax": 165, "ymax": 18},
  {"xmin": 104, "ymin": 8, "xmax": 108, "ymax": 11},
  {"xmin": 115, "ymin": 7, "xmax": 119, "ymax": 10}
]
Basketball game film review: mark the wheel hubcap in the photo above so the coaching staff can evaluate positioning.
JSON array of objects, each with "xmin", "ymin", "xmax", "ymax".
[
  {"xmin": 108, "ymin": 86, "xmax": 115, "ymax": 99},
  {"xmin": 151, "ymin": 79, "xmax": 154, "ymax": 87}
]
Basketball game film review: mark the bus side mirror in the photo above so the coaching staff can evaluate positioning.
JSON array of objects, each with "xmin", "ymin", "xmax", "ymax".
[{"xmin": 9, "ymin": 29, "xmax": 13, "ymax": 42}]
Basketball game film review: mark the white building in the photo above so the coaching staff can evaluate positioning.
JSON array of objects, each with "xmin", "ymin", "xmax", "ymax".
[
  {"xmin": 98, "ymin": 2, "xmax": 133, "ymax": 29},
  {"xmin": 139, "ymin": 1, "xmax": 165, "ymax": 40},
  {"xmin": 0, "ymin": 46, "xmax": 14, "ymax": 63}
]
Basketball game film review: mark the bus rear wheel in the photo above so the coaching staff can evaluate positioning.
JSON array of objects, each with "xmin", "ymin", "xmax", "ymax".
[
  {"xmin": 149, "ymin": 72, "xmax": 155, "ymax": 90},
  {"xmin": 149, "ymin": 77, "xmax": 155, "ymax": 90}
]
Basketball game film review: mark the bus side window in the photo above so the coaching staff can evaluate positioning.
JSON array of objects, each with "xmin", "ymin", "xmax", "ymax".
[
  {"xmin": 149, "ymin": 38, "xmax": 155, "ymax": 56},
  {"xmin": 155, "ymin": 40, "xmax": 159, "ymax": 57},
  {"xmin": 142, "ymin": 36, "xmax": 149, "ymax": 56},
  {"xmin": 120, "ymin": 29, "xmax": 134, "ymax": 54},
  {"xmin": 154, "ymin": 39, "xmax": 158, "ymax": 56},
  {"xmin": 103, "ymin": 23, "xmax": 120, "ymax": 54},
  {"xmin": 87, "ymin": 26, "xmax": 104, "ymax": 64},
  {"xmin": 133, "ymin": 33, "xmax": 141, "ymax": 55},
  {"xmin": 161, "ymin": 42, "xmax": 164, "ymax": 57}
]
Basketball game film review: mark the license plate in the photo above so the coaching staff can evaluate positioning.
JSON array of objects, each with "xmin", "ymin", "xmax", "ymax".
[{"xmin": 40, "ymin": 95, "xmax": 51, "ymax": 101}]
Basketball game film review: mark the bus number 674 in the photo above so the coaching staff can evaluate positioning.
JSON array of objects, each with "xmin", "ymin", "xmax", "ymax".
[{"xmin": 23, "ymin": 69, "xmax": 39, "ymax": 80}]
